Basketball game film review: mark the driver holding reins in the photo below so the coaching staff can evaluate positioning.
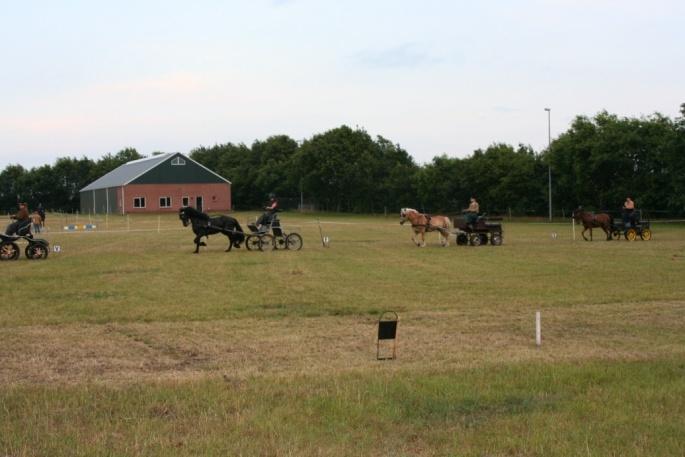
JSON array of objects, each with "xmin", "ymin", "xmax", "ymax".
[
  {"xmin": 5, "ymin": 202, "xmax": 31, "ymax": 236},
  {"xmin": 463, "ymin": 197, "xmax": 479, "ymax": 228},
  {"xmin": 256, "ymin": 194, "xmax": 278, "ymax": 232}
]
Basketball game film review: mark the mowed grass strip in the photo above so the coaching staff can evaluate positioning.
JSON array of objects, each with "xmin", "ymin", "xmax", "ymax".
[{"xmin": 2, "ymin": 360, "xmax": 684, "ymax": 456}]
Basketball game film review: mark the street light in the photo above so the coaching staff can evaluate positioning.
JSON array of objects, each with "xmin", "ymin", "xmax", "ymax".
[{"xmin": 544, "ymin": 107, "xmax": 552, "ymax": 222}]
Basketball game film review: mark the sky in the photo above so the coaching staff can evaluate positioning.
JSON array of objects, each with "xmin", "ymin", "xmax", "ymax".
[{"xmin": 1, "ymin": 0, "xmax": 683, "ymax": 169}]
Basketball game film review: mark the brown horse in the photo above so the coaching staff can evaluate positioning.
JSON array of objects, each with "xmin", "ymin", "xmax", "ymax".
[
  {"xmin": 400, "ymin": 208, "xmax": 451, "ymax": 247},
  {"xmin": 572, "ymin": 207, "xmax": 613, "ymax": 241}
]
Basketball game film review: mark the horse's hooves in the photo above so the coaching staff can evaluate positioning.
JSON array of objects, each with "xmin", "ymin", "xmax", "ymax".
[{"xmin": 200, "ymin": 242, "xmax": 207, "ymax": 246}]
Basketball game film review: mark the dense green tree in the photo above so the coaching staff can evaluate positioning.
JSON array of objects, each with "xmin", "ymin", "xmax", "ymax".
[
  {"xmin": 0, "ymin": 164, "xmax": 28, "ymax": 212},
  {"xmin": 2, "ymin": 107, "xmax": 684, "ymax": 215},
  {"xmin": 548, "ymin": 111, "xmax": 682, "ymax": 215}
]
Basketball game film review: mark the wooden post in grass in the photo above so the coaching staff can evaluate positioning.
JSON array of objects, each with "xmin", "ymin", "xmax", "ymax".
[{"xmin": 535, "ymin": 311, "xmax": 541, "ymax": 347}]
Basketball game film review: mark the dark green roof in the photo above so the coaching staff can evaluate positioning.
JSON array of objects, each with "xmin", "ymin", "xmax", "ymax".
[{"xmin": 81, "ymin": 153, "xmax": 230, "ymax": 191}]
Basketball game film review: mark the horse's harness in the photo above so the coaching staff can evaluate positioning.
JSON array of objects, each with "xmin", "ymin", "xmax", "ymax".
[
  {"xmin": 411, "ymin": 214, "xmax": 447, "ymax": 233},
  {"xmin": 411, "ymin": 214, "xmax": 432, "ymax": 230}
]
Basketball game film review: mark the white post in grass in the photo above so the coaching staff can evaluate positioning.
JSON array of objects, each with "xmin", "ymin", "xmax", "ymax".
[
  {"xmin": 535, "ymin": 311, "xmax": 542, "ymax": 347},
  {"xmin": 572, "ymin": 218, "xmax": 576, "ymax": 241}
]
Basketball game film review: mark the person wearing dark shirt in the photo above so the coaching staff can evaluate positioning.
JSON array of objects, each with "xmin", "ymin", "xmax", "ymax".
[{"xmin": 5, "ymin": 202, "xmax": 31, "ymax": 235}]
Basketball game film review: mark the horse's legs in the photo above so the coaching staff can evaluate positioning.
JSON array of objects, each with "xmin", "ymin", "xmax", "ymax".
[
  {"xmin": 412, "ymin": 230, "xmax": 420, "ymax": 247},
  {"xmin": 420, "ymin": 231, "xmax": 426, "ymax": 248},
  {"xmin": 225, "ymin": 234, "xmax": 233, "ymax": 252},
  {"xmin": 582, "ymin": 227, "xmax": 589, "ymax": 241},
  {"xmin": 193, "ymin": 235, "xmax": 203, "ymax": 253}
]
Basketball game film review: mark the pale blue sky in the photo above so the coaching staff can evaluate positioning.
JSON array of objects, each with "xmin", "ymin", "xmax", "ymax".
[{"xmin": 1, "ymin": 0, "xmax": 683, "ymax": 168}]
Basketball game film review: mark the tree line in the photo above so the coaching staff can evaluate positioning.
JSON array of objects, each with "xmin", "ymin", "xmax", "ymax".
[{"xmin": 2, "ymin": 105, "xmax": 684, "ymax": 216}]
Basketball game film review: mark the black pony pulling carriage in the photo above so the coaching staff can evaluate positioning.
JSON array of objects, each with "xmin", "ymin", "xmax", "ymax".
[
  {"xmin": 179, "ymin": 206, "xmax": 245, "ymax": 254},
  {"xmin": 179, "ymin": 207, "xmax": 302, "ymax": 253},
  {"xmin": 0, "ymin": 224, "xmax": 50, "ymax": 261}
]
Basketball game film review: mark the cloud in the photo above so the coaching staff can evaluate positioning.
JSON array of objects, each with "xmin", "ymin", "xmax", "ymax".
[{"xmin": 355, "ymin": 43, "xmax": 438, "ymax": 69}]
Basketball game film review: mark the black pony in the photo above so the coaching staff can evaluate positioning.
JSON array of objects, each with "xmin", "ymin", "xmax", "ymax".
[{"xmin": 179, "ymin": 206, "xmax": 245, "ymax": 253}]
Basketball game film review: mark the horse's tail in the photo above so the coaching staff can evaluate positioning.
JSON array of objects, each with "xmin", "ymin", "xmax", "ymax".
[
  {"xmin": 443, "ymin": 217, "xmax": 452, "ymax": 235},
  {"xmin": 233, "ymin": 221, "xmax": 245, "ymax": 244}
]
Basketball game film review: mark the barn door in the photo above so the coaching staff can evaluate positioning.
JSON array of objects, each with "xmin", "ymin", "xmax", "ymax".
[{"xmin": 196, "ymin": 196, "xmax": 203, "ymax": 212}]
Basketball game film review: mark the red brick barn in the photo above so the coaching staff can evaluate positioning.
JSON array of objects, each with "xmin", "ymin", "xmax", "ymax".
[{"xmin": 80, "ymin": 153, "xmax": 231, "ymax": 214}]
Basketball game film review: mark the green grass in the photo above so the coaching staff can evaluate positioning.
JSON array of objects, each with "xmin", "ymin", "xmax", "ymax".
[{"xmin": 2, "ymin": 212, "xmax": 685, "ymax": 455}]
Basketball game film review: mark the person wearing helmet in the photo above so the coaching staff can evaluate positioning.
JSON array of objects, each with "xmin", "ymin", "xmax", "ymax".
[
  {"xmin": 5, "ymin": 202, "xmax": 31, "ymax": 236},
  {"xmin": 256, "ymin": 194, "xmax": 279, "ymax": 232}
]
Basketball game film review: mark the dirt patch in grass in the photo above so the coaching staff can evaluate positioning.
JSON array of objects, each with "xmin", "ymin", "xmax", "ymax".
[{"xmin": 2, "ymin": 300, "xmax": 683, "ymax": 386}]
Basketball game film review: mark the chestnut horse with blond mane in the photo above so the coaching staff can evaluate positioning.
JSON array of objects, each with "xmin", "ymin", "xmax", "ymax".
[{"xmin": 400, "ymin": 208, "xmax": 452, "ymax": 247}]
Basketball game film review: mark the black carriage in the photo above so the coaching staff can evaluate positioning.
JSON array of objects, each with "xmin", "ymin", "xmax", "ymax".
[
  {"xmin": 451, "ymin": 214, "xmax": 503, "ymax": 246},
  {"xmin": 246, "ymin": 211, "xmax": 303, "ymax": 251},
  {"xmin": 0, "ymin": 224, "xmax": 50, "ymax": 261},
  {"xmin": 610, "ymin": 209, "xmax": 652, "ymax": 241}
]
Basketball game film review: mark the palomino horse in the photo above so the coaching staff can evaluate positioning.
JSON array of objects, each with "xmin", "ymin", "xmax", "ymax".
[
  {"xmin": 399, "ymin": 208, "xmax": 451, "ymax": 247},
  {"xmin": 572, "ymin": 207, "xmax": 613, "ymax": 241}
]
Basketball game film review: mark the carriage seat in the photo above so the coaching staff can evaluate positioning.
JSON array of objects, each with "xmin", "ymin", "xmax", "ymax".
[{"xmin": 15, "ymin": 222, "xmax": 33, "ymax": 238}]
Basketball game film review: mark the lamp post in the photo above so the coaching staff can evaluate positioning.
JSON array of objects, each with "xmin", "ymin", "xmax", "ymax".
[{"xmin": 544, "ymin": 107, "xmax": 552, "ymax": 222}]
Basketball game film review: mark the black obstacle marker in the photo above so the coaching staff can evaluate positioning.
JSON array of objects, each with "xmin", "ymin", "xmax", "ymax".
[{"xmin": 377, "ymin": 311, "xmax": 398, "ymax": 360}]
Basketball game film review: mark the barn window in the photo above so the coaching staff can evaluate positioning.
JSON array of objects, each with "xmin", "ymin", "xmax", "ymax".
[
  {"xmin": 171, "ymin": 157, "xmax": 186, "ymax": 166},
  {"xmin": 159, "ymin": 196, "xmax": 172, "ymax": 208},
  {"xmin": 182, "ymin": 196, "xmax": 189, "ymax": 206},
  {"xmin": 133, "ymin": 197, "xmax": 146, "ymax": 208}
]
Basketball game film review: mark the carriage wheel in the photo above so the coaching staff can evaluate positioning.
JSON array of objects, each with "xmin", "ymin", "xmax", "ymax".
[
  {"xmin": 640, "ymin": 228, "xmax": 652, "ymax": 241},
  {"xmin": 286, "ymin": 233, "xmax": 303, "ymax": 251},
  {"xmin": 0, "ymin": 242, "xmax": 20, "ymax": 261},
  {"xmin": 625, "ymin": 228, "xmax": 637, "ymax": 241},
  {"xmin": 273, "ymin": 235, "xmax": 287, "ymax": 250},
  {"xmin": 469, "ymin": 233, "xmax": 482, "ymax": 246},
  {"xmin": 611, "ymin": 229, "xmax": 622, "ymax": 240},
  {"xmin": 25, "ymin": 243, "xmax": 49, "ymax": 260},
  {"xmin": 258, "ymin": 234, "xmax": 274, "ymax": 251},
  {"xmin": 491, "ymin": 233, "xmax": 503, "ymax": 246},
  {"xmin": 245, "ymin": 235, "xmax": 261, "ymax": 251},
  {"xmin": 456, "ymin": 233, "xmax": 468, "ymax": 246}
]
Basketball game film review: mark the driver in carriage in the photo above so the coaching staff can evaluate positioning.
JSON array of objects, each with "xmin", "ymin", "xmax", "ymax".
[
  {"xmin": 5, "ymin": 202, "xmax": 31, "ymax": 236},
  {"xmin": 256, "ymin": 194, "xmax": 279, "ymax": 233},
  {"xmin": 622, "ymin": 196, "xmax": 636, "ymax": 227},
  {"xmin": 463, "ymin": 197, "xmax": 479, "ymax": 228}
]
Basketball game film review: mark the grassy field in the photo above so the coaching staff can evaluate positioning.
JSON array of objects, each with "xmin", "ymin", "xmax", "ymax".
[{"xmin": 2, "ymin": 212, "xmax": 685, "ymax": 456}]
